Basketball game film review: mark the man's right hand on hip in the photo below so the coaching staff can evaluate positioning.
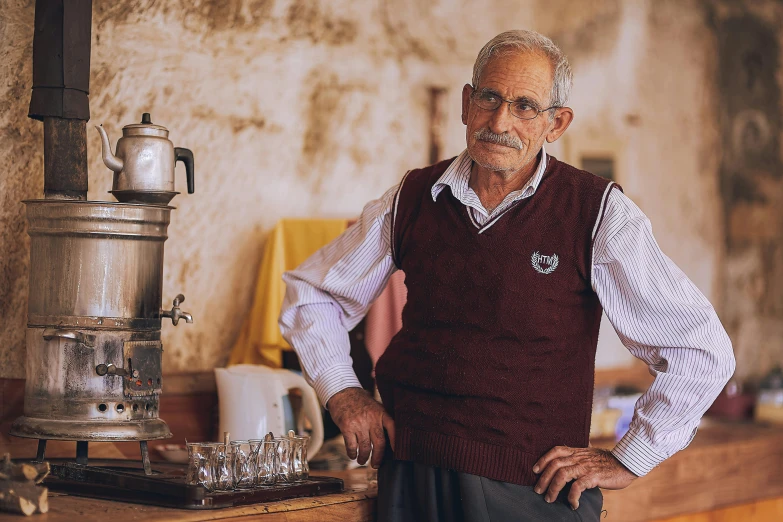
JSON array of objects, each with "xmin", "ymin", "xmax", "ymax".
[{"xmin": 327, "ymin": 387, "xmax": 395, "ymax": 469}]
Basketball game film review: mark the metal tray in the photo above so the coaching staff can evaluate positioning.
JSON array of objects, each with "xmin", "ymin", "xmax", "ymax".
[{"xmin": 42, "ymin": 459, "xmax": 344, "ymax": 509}]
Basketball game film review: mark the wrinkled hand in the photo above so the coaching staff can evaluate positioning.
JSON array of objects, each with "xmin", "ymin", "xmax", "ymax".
[
  {"xmin": 327, "ymin": 387, "xmax": 395, "ymax": 469},
  {"xmin": 533, "ymin": 446, "xmax": 636, "ymax": 510}
]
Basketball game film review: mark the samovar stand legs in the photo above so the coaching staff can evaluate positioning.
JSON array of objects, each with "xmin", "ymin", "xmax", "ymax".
[
  {"xmin": 139, "ymin": 441, "xmax": 152, "ymax": 475},
  {"xmin": 76, "ymin": 441, "xmax": 88, "ymax": 465},
  {"xmin": 33, "ymin": 438, "xmax": 152, "ymax": 476},
  {"xmin": 35, "ymin": 439, "xmax": 47, "ymax": 462}
]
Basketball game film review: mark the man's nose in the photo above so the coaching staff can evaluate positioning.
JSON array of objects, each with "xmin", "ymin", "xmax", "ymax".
[{"xmin": 487, "ymin": 102, "xmax": 515, "ymax": 134}]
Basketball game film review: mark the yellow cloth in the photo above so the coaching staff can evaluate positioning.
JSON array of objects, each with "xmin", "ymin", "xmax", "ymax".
[{"xmin": 228, "ymin": 218, "xmax": 348, "ymax": 367}]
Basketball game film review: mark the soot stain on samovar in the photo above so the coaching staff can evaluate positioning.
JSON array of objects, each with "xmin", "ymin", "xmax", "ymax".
[{"xmin": 62, "ymin": 342, "xmax": 95, "ymax": 398}]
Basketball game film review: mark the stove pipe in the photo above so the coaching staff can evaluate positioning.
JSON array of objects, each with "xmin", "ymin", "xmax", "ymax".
[{"xmin": 28, "ymin": 0, "xmax": 92, "ymax": 200}]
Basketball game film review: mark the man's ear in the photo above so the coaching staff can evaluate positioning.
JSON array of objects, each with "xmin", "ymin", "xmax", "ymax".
[
  {"xmin": 461, "ymin": 84, "xmax": 472, "ymax": 125},
  {"xmin": 546, "ymin": 107, "xmax": 574, "ymax": 143}
]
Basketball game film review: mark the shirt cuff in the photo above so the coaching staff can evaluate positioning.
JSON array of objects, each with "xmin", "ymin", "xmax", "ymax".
[
  {"xmin": 611, "ymin": 429, "xmax": 668, "ymax": 477},
  {"xmin": 311, "ymin": 365, "xmax": 363, "ymax": 408}
]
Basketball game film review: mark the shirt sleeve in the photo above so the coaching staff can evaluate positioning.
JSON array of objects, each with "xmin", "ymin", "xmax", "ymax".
[
  {"xmin": 278, "ymin": 184, "xmax": 399, "ymax": 407},
  {"xmin": 592, "ymin": 189, "xmax": 735, "ymax": 477}
]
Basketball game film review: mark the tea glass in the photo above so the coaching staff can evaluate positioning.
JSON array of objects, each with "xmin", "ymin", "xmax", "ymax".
[
  {"xmin": 274, "ymin": 437, "xmax": 295, "ymax": 483},
  {"xmin": 275, "ymin": 435, "xmax": 310, "ymax": 483},
  {"xmin": 186, "ymin": 442, "xmax": 217, "ymax": 490},
  {"xmin": 249, "ymin": 439, "xmax": 279, "ymax": 486},
  {"xmin": 290, "ymin": 435, "xmax": 310, "ymax": 481},
  {"xmin": 230, "ymin": 440, "xmax": 255, "ymax": 489},
  {"xmin": 212, "ymin": 442, "xmax": 233, "ymax": 491}
]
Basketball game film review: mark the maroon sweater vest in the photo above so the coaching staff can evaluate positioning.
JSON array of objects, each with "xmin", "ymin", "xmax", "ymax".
[{"xmin": 374, "ymin": 154, "xmax": 619, "ymax": 486}]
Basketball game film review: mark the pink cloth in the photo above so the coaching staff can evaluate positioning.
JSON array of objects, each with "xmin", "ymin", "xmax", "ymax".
[{"xmin": 364, "ymin": 270, "xmax": 407, "ymax": 367}]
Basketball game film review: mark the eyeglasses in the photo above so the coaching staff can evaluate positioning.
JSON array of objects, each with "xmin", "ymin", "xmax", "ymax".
[{"xmin": 470, "ymin": 87, "xmax": 559, "ymax": 120}]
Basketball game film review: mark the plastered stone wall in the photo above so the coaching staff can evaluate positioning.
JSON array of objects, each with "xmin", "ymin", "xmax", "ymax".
[
  {"xmin": 533, "ymin": 1, "xmax": 727, "ymax": 369},
  {"xmin": 0, "ymin": 0, "xmax": 764, "ymax": 383},
  {"xmin": 711, "ymin": 1, "xmax": 783, "ymax": 382}
]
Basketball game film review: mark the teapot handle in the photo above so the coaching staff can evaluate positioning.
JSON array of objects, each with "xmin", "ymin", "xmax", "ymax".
[
  {"xmin": 278, "ymin": 371, "xmax": 324, "ymax": 458},
  {"xmin": 174, "ymin": 147, "xmax": 195, "ymax": 194}
]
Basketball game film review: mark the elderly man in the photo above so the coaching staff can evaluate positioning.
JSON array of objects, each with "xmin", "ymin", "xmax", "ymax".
[{"xmin": 279, "ymin": 30, "xmax": 735, "ymax": 521}]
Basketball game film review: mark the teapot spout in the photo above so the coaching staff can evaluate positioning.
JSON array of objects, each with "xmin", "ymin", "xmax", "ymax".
[{"xmin": 95, "ymin": 125, "xmax": 124, "ymax": 173}]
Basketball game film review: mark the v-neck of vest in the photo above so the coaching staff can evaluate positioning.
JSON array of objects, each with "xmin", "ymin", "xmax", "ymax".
[
  {"xmin": 460, "ymin": 155, "xmax": 554, "ymax": 235},
  {"xmin": 464, "ymin": 198, "xmax": 525, "ymax": 234}
]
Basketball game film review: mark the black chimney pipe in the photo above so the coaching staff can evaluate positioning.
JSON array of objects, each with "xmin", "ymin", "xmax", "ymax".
[{"xmin": 28, "ymin": 0, "xmax": 92, "ymax": 199}]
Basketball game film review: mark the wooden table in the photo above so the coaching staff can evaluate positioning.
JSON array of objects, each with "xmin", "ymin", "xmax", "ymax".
[
  {"xmin": 4, "ymin": 469, "xmax": 377, "ymax": 522},
  {"xmin": 1, "ymin": 421, "xmax": 781, "ymax": 521}
]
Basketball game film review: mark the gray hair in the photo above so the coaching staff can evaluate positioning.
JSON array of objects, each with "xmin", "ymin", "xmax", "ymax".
[{"xmin": 472, "ymin": 30, "xmax": 573, "ymax": 108}]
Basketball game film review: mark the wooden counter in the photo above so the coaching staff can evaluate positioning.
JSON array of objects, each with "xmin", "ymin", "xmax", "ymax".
[
  {"xmin": 599, "ymin": 420, "xmax": 783, "ymax": 521},
  {"xmin": 1, "ymin": 421, "xmax": 781, "ymax": 521},
  {"xmin": 0, "ymin": 469, "xmax": 377, "ymax": 522}
]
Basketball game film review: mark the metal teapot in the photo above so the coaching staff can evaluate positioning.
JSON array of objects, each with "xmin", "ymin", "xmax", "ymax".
[{"xmin": 96, "ymin": 113, "xmax": 194, "ymax": 205}]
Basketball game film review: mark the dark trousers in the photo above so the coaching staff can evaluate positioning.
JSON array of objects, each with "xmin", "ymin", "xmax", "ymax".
[{"xmin": 377, "ymin": 460, "xmax": 603, "ymax": 522}]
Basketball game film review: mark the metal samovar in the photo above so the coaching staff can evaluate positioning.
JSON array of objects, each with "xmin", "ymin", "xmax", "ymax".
[{"xmin": 11, "ymin": 113, "xmax": 195, "ymax": 475}]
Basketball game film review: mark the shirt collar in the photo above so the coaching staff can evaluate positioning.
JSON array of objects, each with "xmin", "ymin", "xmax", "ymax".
[{"xmin": 431, "ymin": 145, "xmax": 548, "ymax": 203}]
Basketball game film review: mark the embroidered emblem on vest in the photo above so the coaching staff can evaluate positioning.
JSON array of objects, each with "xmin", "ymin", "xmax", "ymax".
[{"xmin": 531, "ymin": 251, "xmax": 559, "ymax": 274}]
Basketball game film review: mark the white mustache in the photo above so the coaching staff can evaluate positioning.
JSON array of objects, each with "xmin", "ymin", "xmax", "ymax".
[{"xmin": 473, "ymin": 128, "xmax": 523, "ymax": 150}]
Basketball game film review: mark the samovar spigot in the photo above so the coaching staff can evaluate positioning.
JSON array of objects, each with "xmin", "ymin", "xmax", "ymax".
[{"xmin": 160, "ymin": 294, "xmax": 194, "ymax": 326}]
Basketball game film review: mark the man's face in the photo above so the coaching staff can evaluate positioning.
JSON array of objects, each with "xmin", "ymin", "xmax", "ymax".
[{"xmin": 462, "ymin": 51, "xmax": 559, "ymax": 174}]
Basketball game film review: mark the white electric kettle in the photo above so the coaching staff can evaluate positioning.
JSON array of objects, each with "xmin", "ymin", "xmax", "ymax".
[{"xmin": 215, "ymin": 365, "xmax": 323, "ymax": 458}]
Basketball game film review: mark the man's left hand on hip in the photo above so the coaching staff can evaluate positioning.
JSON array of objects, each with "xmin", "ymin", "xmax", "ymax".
[{"xmin": 532, "ymin": 446, "xmax": 637, "ymax": 509}]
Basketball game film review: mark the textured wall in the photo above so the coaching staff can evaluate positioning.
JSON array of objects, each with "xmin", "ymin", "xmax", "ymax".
[
  {"xmin": 1, "ymin": 1, "xmax": 41, "ymax": 378},
  {"xmin": 711, "ymin": 1, "xmax": 783, "ymax": 382},
  {"xmin": 0, "ymin": 0, "xmax": 750, "ymax": 381},
  {"xmin": 534, "ymin": 1, "xmax": 726, "ymax": 369}
]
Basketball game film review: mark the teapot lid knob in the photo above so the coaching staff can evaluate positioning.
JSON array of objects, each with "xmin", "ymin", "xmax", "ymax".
[{"xmin": 141, "ymin": 113, "xmax": 152, "ymax": 124}]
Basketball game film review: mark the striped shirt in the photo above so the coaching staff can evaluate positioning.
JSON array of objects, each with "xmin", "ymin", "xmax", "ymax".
[{"xmin": 279, "ymin": 148, "xmax": 735, "ymax": 477}]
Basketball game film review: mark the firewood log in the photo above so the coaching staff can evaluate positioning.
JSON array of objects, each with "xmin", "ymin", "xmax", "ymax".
[
  {"xmin": 0, "ymin": 455, "xmax": 50, "ymax": 515},
  {"xmin": 0, "ymin": 481, "xmax": 49, "ymax": 515},
  {"xmin": 0, "ymin": 454, "xmax": 50, "ymax": 484}
]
